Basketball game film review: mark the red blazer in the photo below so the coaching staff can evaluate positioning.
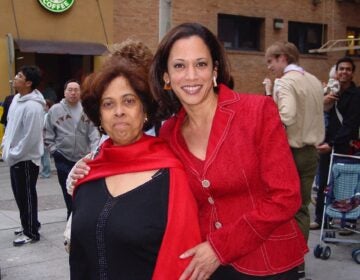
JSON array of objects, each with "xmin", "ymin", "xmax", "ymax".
[{"xmin": 160, "ymin": 85, "xmax": 308, "ymax": 276}]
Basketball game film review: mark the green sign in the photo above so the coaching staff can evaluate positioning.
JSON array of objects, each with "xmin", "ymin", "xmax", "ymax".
[{"xmin": 38, "ymin": 0, "xmax": 75, "ymax": 13}]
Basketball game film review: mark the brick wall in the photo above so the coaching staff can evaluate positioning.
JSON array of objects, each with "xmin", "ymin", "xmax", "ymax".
[
  {"xmin": 113, "ymin": 0, "xmax": 360, "ymax": 93},
  {"xmin": 113, "ymin": 0, "xmax": 159, "ymax": 51}
]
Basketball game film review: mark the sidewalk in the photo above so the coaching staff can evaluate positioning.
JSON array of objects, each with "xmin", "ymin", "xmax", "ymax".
[
  {"xmin": 0, "ymin": 160, "xmax": 69, "ymax": 280},
  {"xmin": 0, "ymin": 160, "xmax": 359, "ymax": 279}
]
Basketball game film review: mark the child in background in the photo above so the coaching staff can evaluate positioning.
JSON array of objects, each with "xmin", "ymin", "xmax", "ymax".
[
  {"xmin": 40, "ymin": 99, "xmax": 54, "ymax": 178},
  {"xmin": 323, "ymin": 65, "xmax": 340, "ymax": 116}
]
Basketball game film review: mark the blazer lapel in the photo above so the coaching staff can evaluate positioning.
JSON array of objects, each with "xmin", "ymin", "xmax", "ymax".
[
  {"xmin": 170, "ymin": 85, "xmax": 240, "ymax": 178},
  {"xmin": 203, "ymin": 87, "xmax": 239, "ymax": 175}
]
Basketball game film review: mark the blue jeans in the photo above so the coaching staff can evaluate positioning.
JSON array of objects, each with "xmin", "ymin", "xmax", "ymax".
[
  {"xmin": 40, "ymin": 149, "xmax": 51, "ymax": 178},
  {"xmin": 53, "ymin": 151, "xmax": 76, "ymax": 219}
]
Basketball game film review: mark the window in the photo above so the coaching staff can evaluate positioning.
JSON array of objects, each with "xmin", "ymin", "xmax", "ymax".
[
  {"xmin": 288, "ymin": 21, "xmax": 326, "ymax": 54},
  {"xmin": 218, "ymin": 14, "xmax": 264, "ymax": 51},
  {"xmin": 346, "ymin": 27, "xmax": 360, "ymax": 56}
]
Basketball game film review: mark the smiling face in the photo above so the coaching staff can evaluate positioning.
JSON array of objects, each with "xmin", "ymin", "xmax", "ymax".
[
  {"xmin": 163, "ymin": 35, "xmax": 217, "ymax": 109},
  {"xmin": 336, "ymin": 62, "xmax": 354, "ymax": 86},
  {"xmin": 100, "ymin": 76, "xmax": 145, "ymax": 146}
]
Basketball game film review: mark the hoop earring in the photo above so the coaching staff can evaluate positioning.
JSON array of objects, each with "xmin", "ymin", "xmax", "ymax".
[
  {"xmin": 213, "ymin": 76, "xmax": 218, "ymax": 88},
  {"xmin": 98, "ymin": 125, "xmax": 105, "ymax": 134},
  {"xmin": 164, "ymin": 82, "xmax": 171, "ymax": 90}
]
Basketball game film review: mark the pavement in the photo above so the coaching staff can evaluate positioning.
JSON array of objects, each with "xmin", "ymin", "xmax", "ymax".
[
  {"xmin": 0, "ymin": 160, "xmax": 69, "ymax": 280},
  {"xmin": 0, "ymin": 160, "xmax": 359, "ymax": 280}
]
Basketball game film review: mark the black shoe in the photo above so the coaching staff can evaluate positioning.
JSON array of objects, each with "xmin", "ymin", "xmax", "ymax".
[
  {"xmin": 298, "ymin": 270, "xmax": 312, "ymax": 280},
  {"xmin": 298, "ymin": 271, "xmax": 305, "ymax": 278},
  {"xmin": 339, "ymin": 223, "xmax": 356, "ymax": 236},
  {"xmin": 14, "ymin": 227, "xmax": 23, "ymax": 236}
]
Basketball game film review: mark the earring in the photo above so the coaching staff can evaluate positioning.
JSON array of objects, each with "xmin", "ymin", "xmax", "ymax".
[
  {"xmin": 144, "ymin": 116, "xmax": 148, "ymax": 123},
  {"xmin": 98, "ymin": 125, "xmax": 105, "ymax": 134},
  {"xmin": 163, "ymin": 81, "xmax": 171, "ymax": 90},
  {"xmin": 213, "ymin": 76, "xmax": 218, "ymax": 88}
]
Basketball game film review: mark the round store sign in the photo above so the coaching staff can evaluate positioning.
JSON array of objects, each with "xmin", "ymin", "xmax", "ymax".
[{"xmin": 38, "ymin": 0, "xmax": 75, "ymax": 13}]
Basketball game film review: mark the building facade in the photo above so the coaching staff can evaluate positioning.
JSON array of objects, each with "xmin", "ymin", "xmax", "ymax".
[
  {"xmin": 114, "ymin": 0, "xmax": 360, "ymax": 93},
  {"xmin": 0, "ymin": 0, "xmax": 112, "ymax": 101},
  {"xmin": 1, "ymin": 0, "xmax": 359, "ymax": 102}
]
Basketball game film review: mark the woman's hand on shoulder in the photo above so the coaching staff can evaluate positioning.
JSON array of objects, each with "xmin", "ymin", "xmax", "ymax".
[
  {"xmin": 66, "ymin": 154, "xmax": 92, "ymax": 195},
  {"xmin": 179, "ymin": 241, "xmax": 220, "ymax": 280}
]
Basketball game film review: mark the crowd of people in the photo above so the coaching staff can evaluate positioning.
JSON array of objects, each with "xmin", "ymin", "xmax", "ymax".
[{"xmin": 1, "ymin": 21, "xmax": 359, "ymax": 280}]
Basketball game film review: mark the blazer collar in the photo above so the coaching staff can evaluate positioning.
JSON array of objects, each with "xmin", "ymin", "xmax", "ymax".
[{"xmin": 172, "ymin": 84, "xmax": 239, "ymax": 177}]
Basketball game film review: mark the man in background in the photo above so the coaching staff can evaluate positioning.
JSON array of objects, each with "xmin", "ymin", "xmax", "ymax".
[
  {"xmin": 44, "ymin": 79, "xmax": 99, "ymax": 219},
  {"xmin": 312, "ymin": 57, "xmax": 360, "ymax": 234},
  {"xmin": 265, "ymin": 41, "xmax": 325, "ymax": 279},
  {"xmin": 1, "ymin": 65, "xmax": 45, "ymax": 246}
]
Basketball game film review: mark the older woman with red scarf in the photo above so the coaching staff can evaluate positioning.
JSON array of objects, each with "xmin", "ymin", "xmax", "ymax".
[
  {"xmin": 69, "ymin": 40, "xmax": 201, "ymax": 280},
  {"xmin": 70, "ymin": 25, "xmax": 308, "ymax": 279}
]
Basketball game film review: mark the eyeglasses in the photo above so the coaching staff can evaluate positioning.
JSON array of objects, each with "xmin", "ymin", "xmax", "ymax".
[{"xmin": 14, "ymin": 72, "xmax": 26, "ymax": 80}]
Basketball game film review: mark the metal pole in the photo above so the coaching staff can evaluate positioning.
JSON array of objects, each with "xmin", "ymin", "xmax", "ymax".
[
  {"xmin": 6, "ymin": 33, "xmax": 15, "ymax": 95},
  {"xmin": 159, "ymin": 0, "xmax": 172, "ymax": 41}
]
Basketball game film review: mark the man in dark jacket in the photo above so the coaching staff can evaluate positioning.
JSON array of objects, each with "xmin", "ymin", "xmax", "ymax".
[{"xmin": 311, "ymin": 57, "xmax": 360, "ymax": 234}]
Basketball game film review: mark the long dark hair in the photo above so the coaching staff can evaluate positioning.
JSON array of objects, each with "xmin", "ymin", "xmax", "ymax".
[{"xmin": 149, "ymin": 22, "xmax": 231, "ymax": 120}]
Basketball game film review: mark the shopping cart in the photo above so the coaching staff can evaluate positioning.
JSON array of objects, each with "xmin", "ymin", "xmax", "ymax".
[{"xmin": 313, "ymin": 151, "xmax": 360, "ymax": 264}]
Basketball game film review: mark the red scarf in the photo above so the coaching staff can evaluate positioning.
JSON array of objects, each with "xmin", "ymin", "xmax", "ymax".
[
  {"xmin": 75, "ymin": 134, "xmax": 184, "ymax": 186},
  {"xmin": 75, "ymin": 134, "xmax": 201, "ymax": 279}
]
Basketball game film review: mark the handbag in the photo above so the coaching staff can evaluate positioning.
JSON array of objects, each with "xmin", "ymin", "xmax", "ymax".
[{"xmin": 63, "ymin": 213, "xmax": 72, "ymax": 253}]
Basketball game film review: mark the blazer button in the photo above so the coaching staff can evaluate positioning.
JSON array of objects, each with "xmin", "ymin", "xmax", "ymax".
[
  {"xmin": 202, "ymin": 179, "xmax": 210, "ymax": 188},
  {"xmin": 208, "ymin": 196, "xmax": 214, "ymax": 204},
  {"xmin": 215, "ymin": 221, "xmax": 222, "ymax": 229}
]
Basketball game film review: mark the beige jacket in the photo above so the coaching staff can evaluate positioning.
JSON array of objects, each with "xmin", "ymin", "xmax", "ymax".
[{"xmin": 273, "ymin": 70, "xmax": 325, "ymax": 148}]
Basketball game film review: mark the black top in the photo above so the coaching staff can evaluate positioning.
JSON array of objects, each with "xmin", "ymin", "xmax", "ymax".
[
  {"xmin": 0, "ymin": 94, "xmax": 14, "ymax": 126},
  {"xmin": 70, "ymin": 169, "xmax": 169, "ymax": 280},
  {"xmin": 326, "ymin": 82, "xmax": 360, "ymax": 154}
]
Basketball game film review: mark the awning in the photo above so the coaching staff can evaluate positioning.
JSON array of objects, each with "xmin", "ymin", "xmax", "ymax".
[{"xmin": 14, "ymin": 39, "xmax": 108, "ymax": 55}]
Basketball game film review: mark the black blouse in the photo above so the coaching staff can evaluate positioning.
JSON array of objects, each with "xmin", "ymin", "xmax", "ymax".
[{"xmin": 70, "ymin": 169, "xmax": 169, "ymax": 280}]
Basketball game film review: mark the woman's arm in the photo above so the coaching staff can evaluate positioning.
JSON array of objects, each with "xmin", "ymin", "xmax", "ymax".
[
  {"xmin": 208, "ymin": 97, "xmax": 302, "ymax": 263},
  {"xmin": 66, "ymin": 155, "xmax": 92, "ymax": 195}
]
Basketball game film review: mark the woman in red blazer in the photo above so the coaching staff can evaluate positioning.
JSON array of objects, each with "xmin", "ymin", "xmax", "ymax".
[
  {"xmin": 149, "ymin": 22, "xmax": 307, "ymax": 279},
  {"xmin": 70, "ymin": 24, "xmax": 307, "ymax": 280}
]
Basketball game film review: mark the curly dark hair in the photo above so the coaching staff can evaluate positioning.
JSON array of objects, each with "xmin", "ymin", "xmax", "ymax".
[
  {"xmin": 81, "ymin": 39, "xmax": 157, "ymax": 133},
  {"xmin": 149, "ymin": 22, "xmax": 231, "ymax": 120}
]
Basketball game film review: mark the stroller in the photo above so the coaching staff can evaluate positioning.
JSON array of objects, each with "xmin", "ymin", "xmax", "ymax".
[{"xmin": 313, "ymin": 151, "xmax": 360, "ymax": 264}]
